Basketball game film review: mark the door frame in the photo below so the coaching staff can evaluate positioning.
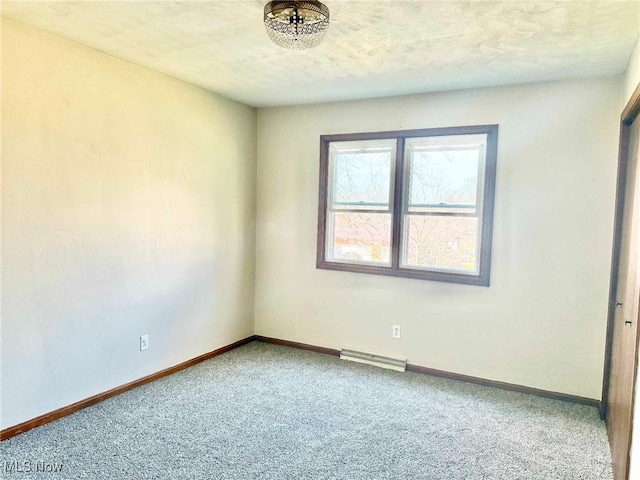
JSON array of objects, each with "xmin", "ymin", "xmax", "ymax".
[{"xmin": 601, "ymin": 81, "xmax": 640, "ymax": 479}]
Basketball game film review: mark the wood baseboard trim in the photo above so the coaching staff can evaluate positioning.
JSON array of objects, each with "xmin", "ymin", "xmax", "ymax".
[
  {"xmin": 254, "ymin": 335, "xmax": 341, "ymax": 357},
  {"xmin": 3, "ymin": 334, "xmax": 599, "ymax": 441},
  {"xmin": 0, "ymin": 335, "xmax": 256, "ymax": 441},
  {"xmin": 405, "ymin": 364, "xmax": 600, "ymax": 408},
  {"xmin": 254, "ymin": 335, "xmax": 600, "ymax": 409}
]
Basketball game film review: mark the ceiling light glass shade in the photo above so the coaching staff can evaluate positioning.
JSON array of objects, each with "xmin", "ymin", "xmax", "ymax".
[{"xmin": 264, "ymin": 1, "xmax": 330, "ymax": 50}]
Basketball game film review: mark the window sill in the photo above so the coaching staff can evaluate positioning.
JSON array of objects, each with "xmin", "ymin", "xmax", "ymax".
[{"xmin": 316, "ymin": 259, "xmax": 490, "ymax": 286}]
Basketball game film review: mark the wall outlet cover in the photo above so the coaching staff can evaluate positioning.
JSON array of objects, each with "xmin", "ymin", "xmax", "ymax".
[
  {"xmin": 392, "ymin": 325, "xmax": 401, "ymax": 339},
  {"xmin": 140, "ymin": 334, "xmax": 149, "ymax": 351}
]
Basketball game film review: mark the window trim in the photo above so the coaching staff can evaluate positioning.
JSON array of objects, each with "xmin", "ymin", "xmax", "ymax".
[{"xmin": 316, "ymin": 125, "xmax": 498, "ymax": 287}]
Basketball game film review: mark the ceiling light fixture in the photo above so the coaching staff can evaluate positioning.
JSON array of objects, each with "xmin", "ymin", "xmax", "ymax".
[{"xmin": 264, "ymin": 1, "xmax": 330, "ymax": 50}]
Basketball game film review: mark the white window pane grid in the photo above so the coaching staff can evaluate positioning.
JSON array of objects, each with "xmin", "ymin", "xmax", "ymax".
[
  {"xmin": 401, "ymin": 215, "xmax": 481, "ymax": 274},
  {"xmin": 327, "ymin": 212, "xmax": 392, "ymax": 265},
  {"xmin": 326, "ymin": 139, "xmax": 396, "ymax": 265},
  {"xmin": 400, "ymin": 134, "xmax": 488, "ymax": 274}
]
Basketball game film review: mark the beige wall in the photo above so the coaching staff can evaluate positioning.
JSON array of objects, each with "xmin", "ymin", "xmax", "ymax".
[
  {"xmin": 256, "ymin": 78, "xmax": 621, "ymax": 400},
  {"xmin": 1, "ymin": 19, "xmax": 257, "ymax": 428},
  {"xmin": 0, "ymin": 15, "xmax": 627, "ymax": 431}
]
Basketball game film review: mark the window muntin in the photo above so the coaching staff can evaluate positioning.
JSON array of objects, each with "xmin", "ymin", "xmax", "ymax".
[
  {"xmin": 317, "ymin": 126, "xmax": 497, "ymax": 286},
  {"xmin": 402, "ymin": 213, "xmax": 480, "ymax": 273},
  {"xmin": 329, "ymin": 212, "xmax": 393, "ymax": 264},
  {"xmin": 401, "ymin": 134, "xmax": 486, "ymax": 275},
  {"xmin": 332, "ymin": 145, "xmax": 393, "ymax": 210},
  {"xmin": 325, "ymin": 139, "xmax": 396, "ymax": 266}
]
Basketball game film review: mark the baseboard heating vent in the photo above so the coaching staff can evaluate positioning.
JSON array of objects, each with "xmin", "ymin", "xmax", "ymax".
[{"xmin": 340, "ymin": 348, "xmax": 407, "ymax": 372}]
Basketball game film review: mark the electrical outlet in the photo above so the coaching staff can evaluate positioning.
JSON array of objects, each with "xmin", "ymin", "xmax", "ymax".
[
  {"xmin": 140, "ymin": 334, "xmax": 149, "ymax": 351},
  {"xmin": 392, "ymin": 325, "xmax": 401, "ymax": 339}
]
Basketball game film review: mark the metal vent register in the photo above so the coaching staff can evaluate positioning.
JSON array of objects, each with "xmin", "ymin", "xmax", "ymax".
[{"xmin": 340, "ymin": 348, "xmax": 406, "ymax": 372}]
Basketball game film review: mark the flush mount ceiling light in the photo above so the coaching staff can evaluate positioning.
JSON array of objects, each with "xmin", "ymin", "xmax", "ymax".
[{"xmin": 264, "ymin": 1, "xmax": 330, "ymax": 50}]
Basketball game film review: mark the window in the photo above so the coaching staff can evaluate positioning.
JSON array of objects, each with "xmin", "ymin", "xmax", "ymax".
[{"xmin": 316, "ymin": 125, "xmax": 498, "ymax": 286}]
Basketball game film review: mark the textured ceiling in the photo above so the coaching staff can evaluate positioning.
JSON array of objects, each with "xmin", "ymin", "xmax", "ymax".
[{"xmin": 2, "ymin": 1, "xmax": 639, "ymax": 107}]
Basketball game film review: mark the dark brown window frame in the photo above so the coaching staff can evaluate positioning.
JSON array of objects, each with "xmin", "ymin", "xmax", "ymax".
[{"xmin": 316, "ymin": 124, "xmax": 498, "ymax": 286}]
